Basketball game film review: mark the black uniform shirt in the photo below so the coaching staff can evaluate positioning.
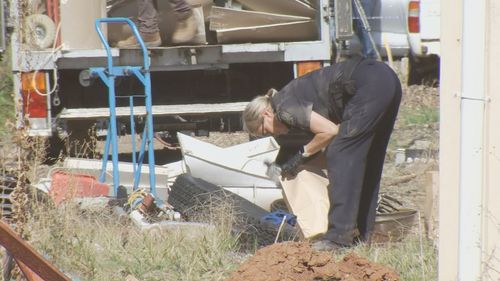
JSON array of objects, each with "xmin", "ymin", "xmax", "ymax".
[{"xmin": 271, "ymin": 65, "xmax": 339, "ymax": 131}]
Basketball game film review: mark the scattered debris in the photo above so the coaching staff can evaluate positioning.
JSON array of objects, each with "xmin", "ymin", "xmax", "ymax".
[
  {"xmin": 385, "ymin": 174, "xmax": 418, "ymax": 187},
  {"xmin": 126, "ymin": 188, "xmax": 181, "ymax": 222},
  {"xmin": 377, "ymin": 193, "xmax": 404, "ymax": 214}
]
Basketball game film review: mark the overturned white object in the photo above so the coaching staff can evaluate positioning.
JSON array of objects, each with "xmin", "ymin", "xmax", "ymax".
[
  {"xmin": 162, "ymin": 160, "xmax": 187, "ymax": 186},
  {"xmin": 177, "ymin": 132, "xmax": 282, "ymax": 210}
]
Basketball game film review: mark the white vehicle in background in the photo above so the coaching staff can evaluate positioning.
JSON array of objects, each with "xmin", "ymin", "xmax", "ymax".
[
  {"xmin": 407, "ymin": 0, "xmax": 440, "ymax": 57},
  {"xmin": 407, "ymin": 0, "xmax": 440, "ymax": 84},
  {"xmin": 332, "ymin": 0, "xmax": 440, "ymax": 84}
]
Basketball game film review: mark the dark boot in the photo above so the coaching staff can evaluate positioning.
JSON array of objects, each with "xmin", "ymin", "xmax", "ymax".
[{"xmin": 311, "ymin": 239, "xmax": 347, "ymax": 252}]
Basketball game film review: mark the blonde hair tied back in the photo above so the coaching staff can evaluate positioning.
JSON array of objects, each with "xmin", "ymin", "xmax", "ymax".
[
  {"xmin": 242, "ymin": 88, "xmax": 276, "ymax": 136},
  {"xmin": 266, "ymin": 88, "xmax": 278, "ymax": 98}
]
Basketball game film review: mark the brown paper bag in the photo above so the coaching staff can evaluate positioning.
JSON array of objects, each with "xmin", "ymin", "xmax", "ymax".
[{"xmin": 280, "ymin": 154, "xmax": 330, "ymax": 239}]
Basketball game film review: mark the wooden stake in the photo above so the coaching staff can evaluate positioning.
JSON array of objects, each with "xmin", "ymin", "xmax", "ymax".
[{"xmin": 424, "ymin": 171, "xmax": 439, "ymax": 240}]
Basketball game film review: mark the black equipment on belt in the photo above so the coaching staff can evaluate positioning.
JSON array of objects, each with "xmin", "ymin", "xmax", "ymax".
[{"xmin": 328, "ymin": 55, "xmax": 364, "ymax": 122}]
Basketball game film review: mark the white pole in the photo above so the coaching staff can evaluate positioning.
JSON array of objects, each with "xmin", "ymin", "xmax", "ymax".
[{"xmin": 458, "ymin": 0, "xmax": 487, "ymax": 279}]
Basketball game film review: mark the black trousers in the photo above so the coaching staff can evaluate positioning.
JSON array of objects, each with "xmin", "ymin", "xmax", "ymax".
[{"xmin": 324, "ymin": 60, "xmax": 402, "ymax": 245}]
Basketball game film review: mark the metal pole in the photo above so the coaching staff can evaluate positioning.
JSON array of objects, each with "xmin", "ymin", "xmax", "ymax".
[
  {"xmin": 458, "ymin": 0, "xmax": 486, "ymax": 279},
  {"xmin": 130, "ymin": 96, "xmax": 138, "ymax": 189},
  {"xmin": 108, "ymin": 77, "xmax": 120, "ymax": 194},
  {"xmin": 352, "ymin": 0, "xmax": 381, "ymax": 61},
  {"xmin": 145, "ymin": 71, "xmax": 157, "ymax": 196}
]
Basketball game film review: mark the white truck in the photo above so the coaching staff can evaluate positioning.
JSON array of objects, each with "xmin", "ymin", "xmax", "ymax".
[
  {"xmin": 335, "ymin": 0, "xmax": 440, "ymax": 84},
  {"xmin": 2, "ymin": 0, "xmax": 439, "ymax": 158}
]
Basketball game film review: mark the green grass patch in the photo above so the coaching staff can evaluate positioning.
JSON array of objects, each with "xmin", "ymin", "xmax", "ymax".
[
  {"xmin": 330, "ymin": 234, "xmax": 437, "ymax": 281},
  {"xmin": 0, "ymin": 51, "xmax": 14, "ymax": 135},
  {"xmin": 356, "ymin": 236, "xmax": 437, "ymax": 280},
  {"xmin": 400, "ymin": 106, "xmax": 439, "ymax": 126}
]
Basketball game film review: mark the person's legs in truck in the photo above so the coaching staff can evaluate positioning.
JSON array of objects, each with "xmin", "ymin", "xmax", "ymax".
[
  {"xmin": 117, "ymin": 0, "xmax": 162, "ymax": 48},
  {"xmin": 169, "ymin": 0, "xmax": 197, "ymax": 44},
  {"xmin": 117, "ymin": 0, "xmax": 197, "ymax": 48}
]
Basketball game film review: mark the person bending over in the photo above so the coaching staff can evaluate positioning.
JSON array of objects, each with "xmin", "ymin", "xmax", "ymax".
[{"xmin": 242, "ymin": 57, "xmax": 402, "ymax": 250}]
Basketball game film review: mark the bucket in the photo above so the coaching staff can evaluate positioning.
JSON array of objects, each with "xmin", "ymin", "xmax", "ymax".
[{"xmin": 372, "ymin": 209, "xmax": 418, "ymax": 243}]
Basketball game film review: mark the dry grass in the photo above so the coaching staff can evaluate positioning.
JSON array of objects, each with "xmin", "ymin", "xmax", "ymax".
[
  {"xmin": 344, "ymin": 228, "xmax": 438, "ymax": 280},
  {"xmin": 24, "ymin": 197, "xmax": 242, "ymax": 281},
  {"xmin": 19, "ymin": 195, "xmax": 437, "ymax": 281}
]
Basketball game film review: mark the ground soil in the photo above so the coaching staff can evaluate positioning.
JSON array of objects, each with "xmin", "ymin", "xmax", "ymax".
[{"xmin": 226, "ymin": 241, "xmax": 400, "ymax": 281}]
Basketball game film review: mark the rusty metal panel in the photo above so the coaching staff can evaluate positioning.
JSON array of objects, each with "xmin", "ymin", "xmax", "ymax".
[
  {"xmin": 235, "ymin": 0, "xmax": 316, "ymax": 18},
  {"xmin": 0, "ymin": 220, "xmax": 70, "ymax": 281}
]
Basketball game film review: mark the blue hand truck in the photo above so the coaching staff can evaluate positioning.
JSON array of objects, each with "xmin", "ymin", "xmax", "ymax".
[{"xmin": 90, "ymin": 18, "xmax": 157, "ymax": 199}]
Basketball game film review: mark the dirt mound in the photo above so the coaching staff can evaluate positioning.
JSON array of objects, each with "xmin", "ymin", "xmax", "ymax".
[{"xmin": 227, "ymin": 242, "xmax": 400, "ymax": 281}]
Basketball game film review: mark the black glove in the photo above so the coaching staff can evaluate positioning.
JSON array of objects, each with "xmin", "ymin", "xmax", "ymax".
[
  {"xmin": 264, "ymin": 161, "xmax": 282, "ymax": 183},
  {"xmin": 280, "ymin": 150, "xmax": 306, "ymax": 178}
]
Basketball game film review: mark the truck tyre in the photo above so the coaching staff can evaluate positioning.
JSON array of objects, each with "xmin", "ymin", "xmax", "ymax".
[
  {"xmin": 170, "ymin": 174, "xmax": 298, "ymax": 247},
  {"xmin": 408, "ymin": 54, "xmax": 440, "ymax": 85},
  {"xmin": 24, "ymin": 14, "xmax": 56, "ymax": 49}
]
